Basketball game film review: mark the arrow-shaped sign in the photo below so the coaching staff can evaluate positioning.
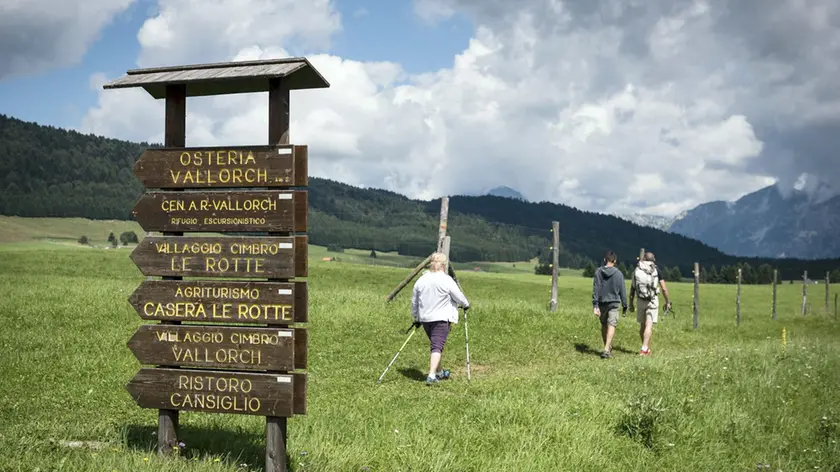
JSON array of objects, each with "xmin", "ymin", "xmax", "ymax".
[
  {"xmin": 129, "ymin": 235, "xmax": 307, "ymax": 278},
  {"xmin": 130, "ymin": 190, "xmax": 307, "ymax": 233},
  {"xmin": 126, "ymin": 367, "xmax": 306, "ymax": 417},
  {"xmin": 128, "ymin": 280, "xmax": 308, "ymax": 325},
  {"xmin": 132, "ymin": 145, "xmax": 307, "ymax": 189},
  {"xmin": 127, "ymin": 324, "xmax": 307, "ymax": 371}
]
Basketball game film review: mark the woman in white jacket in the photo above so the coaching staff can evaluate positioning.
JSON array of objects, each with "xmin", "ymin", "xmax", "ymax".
[{"xmin": 411, "ymin": 252, "xmax": 470, "ymax": 385}]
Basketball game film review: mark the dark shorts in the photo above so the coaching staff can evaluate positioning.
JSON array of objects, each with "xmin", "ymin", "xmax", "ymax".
[{"xmin": 422, "ymin": 321, "xmax": 451, "ymax": 354}]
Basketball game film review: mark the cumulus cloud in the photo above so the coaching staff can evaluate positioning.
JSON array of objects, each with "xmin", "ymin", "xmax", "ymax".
[
  {"xmin": 0, "ymin": 0, "xmax": 135, "ymax": 79},
  {"xmin": 135, "ymin": 0, "xmax": 341, "ymax": 67},
  {"xmin": 81, "ymin": 0, "xmax": 840, "ymax": 216}
]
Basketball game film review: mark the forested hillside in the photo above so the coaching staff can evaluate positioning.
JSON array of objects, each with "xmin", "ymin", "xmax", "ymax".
[{"xmin": 2, "ymin": 113, "xmax": 839, "ymax": 279}]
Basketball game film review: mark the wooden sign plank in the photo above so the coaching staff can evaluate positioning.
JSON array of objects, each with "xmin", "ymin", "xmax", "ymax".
[
  {"xmin": 126, "ymin": 367, "xmax": 306, "ymax": 417},
  {"xmin": 130, "ymin": 235, "xmax": 307, "ymax": 278},
  {"xmin": 133, "ymin": 145, "xmax": 308, "ymax": 189},
  {"xmin": 128, "ymin": 280, "xmax": 307, "ymax": 325},
  {"xmin": 132, "ymin": 190, "xmax": 307, "ymax": 233},
  {"xmin": 128, "ymin": 325, "xmax": 307, "ymax": 371}
]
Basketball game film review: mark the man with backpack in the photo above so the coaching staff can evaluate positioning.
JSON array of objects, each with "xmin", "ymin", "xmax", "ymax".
[
  {"xmin": 629, "ymin": 252, "xmax": 671, "ymax": 355},
  {"xmin": 591, "ymin": 251, "xmax": 628, "ymax": 358}
]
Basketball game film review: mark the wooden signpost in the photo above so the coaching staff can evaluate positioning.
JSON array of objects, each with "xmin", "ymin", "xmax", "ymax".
[
  {"xmin": 128, "ymin": 280, "xmax": 308, "ymax": 324},
  {"xmin": 131, "ymin": 189, "xmax": 308, "ymax": 233},
  {"xmin": 131, "ymin": 145, "xmax": 308, "ymax": 189},
  {"xmin": 126, "ymin": 368, "xmax": 307, "ymax": 417},
  {"xmin": 105, "ymin": 57, "xmax": 329, "ymax": 472},
  {"xmin": 127, "ymin": 325, "xmax": 308, "ymax": 371},
  {"xmin": 130, "ymin": 235, "xmax": 307, "ymax": 278}
]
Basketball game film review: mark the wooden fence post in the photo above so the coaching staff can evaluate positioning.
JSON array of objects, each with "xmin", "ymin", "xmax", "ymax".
[
  {"xmin": 772, "ymin": 269, "xmax": 778, "ymax": 320},
  {"xmin": 826, "ymin": 271, "xmax": 830, "ymax": 314},
  {"xmin": 436, "ymin": 197, "xmax": 449, "ymax": 253},
  {"xmin": 693, "ymin": 262, "xmax": 699, "ymax": 329},
  {"xmin": 442, "ymin": 236, "xmax": 451, "ymax": 274},
  {"xmin": 802, "ymin": 270, "xmax": 808, "ymax": 316},
  {"xmin": 736, "ymin": 268, "xmax": 741, "ymax": 326},
  {"xmin": 639, "ymin": 248, "xmax": 645, "ymax": 261},
  {"xmin": 549, "ymin": 221, "xmax": 559, "ymax": 312}
]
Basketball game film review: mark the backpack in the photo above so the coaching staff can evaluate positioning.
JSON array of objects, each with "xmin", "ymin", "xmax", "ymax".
[{"xmin": 634, "ymin": 261, "xmax": 659, "ymax": 300}]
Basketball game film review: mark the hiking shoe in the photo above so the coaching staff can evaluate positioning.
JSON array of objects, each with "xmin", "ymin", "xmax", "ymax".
[
  {"xmin": 600, "ymin": 350, "xmax": 612, "ymax": 359},
  {"xmin": 425, "ymin": 376, "xmax": 439, "ymax": 385},
  {"xmin": 436, "ymin": 369, "xmax": 451, "ymax": 380}
]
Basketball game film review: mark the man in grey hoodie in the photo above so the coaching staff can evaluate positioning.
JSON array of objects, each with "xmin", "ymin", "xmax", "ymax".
[{"xmin": 592, "ymin": 251, "xmax": 628, "ymax": 358}]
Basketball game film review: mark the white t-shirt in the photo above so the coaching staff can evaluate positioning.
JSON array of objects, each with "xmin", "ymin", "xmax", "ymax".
[{"xmin": 411, "ymin": 270, "xmax": 470, "ymax": 324}]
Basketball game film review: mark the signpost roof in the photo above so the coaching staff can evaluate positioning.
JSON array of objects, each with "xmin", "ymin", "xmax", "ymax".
[{"xmin": 103, "ymin": 57, "xmax": 330, "ymax": 98}]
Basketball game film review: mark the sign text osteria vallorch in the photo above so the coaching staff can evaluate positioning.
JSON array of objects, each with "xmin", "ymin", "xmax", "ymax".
[{"xmin": 165, "ymin": 149, "xmax": 293, "ymax": 186}]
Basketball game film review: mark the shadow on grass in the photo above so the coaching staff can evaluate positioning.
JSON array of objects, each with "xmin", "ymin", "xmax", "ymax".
[
  {"xmin": 399, "ymin": 367, "xmax": 427, "ymax": 381},
  {"xmin": 124, "ymin": 423, "xmax": 276, "ymax": 469},
  {"xmin": 574, "ymin": 343, "xmax": 635, "ymax": 356}
]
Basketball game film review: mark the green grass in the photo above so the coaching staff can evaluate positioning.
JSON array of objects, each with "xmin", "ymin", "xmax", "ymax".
[
  {"xmin": 0, "ymin": 215, "xmax": 145, "ymax": 245},
  {"xmin": 0, "ymin": 242, "xmax": 839, "ymax": 471}
]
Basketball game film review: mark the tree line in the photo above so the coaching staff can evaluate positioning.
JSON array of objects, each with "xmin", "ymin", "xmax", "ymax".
[{"xmin": 2, "ymin": 113, "xmax": 840, "ymax": 274}]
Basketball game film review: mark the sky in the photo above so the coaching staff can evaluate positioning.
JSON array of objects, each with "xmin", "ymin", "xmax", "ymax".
[{"xmin": 2, "ymin": 0, "xmax": 839, "ymax": 218}]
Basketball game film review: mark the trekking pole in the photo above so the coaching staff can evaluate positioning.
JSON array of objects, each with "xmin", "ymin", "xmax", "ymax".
[
  {"xmin": 376, "ymin": 323, "xmax": 419, "ymax": 384},
  {"xmin": 448, "ymin": 265, "xmax": 472, "ymax": 384},
  {"xmin": 463, "ymin": 306, "xmax": 471, "ymax": 384}
]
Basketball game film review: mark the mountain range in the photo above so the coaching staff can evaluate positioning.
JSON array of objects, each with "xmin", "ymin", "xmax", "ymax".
[
  {"xmin": 608, "ymin": 186, "xmax": 840, "ymax": 260},
  {"xmin": 668, "ymin": 186, "xmax": 840, "ymax": 260}
]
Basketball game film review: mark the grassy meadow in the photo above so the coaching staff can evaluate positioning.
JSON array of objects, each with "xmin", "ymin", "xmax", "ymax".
[{"xmin": 1, "ymin": 235, "xmax": 839, "ymax": 471}]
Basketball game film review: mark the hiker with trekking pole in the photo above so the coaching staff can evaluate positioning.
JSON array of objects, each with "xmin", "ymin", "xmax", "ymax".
[{"xmin": 376, "ymin": 252, "xmax": 470, "ymax": 385}]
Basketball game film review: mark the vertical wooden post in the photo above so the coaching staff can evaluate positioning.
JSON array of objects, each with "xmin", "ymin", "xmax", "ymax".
[
  {"xmin": 736, "ymin": 268, "xmax": 741, "ymax": 326},
  {"xmin": 157, "ymin": 83, "xmax": 186, "ymax": 455},
  {"xmin": 266, "ymin": 76, "xmax": 291, "ymax": 472},
  {"xmin": 693, "ymin": 262, "xmax": 699, "ymax": 329},
  {"xmin": 639, "ymin": 248, "xmax": 645, "ymax": 261},
  {"xmin": 826, "ymin": 271, "xmax": 830, "ymax": 314},
  {"xmin": 772, "ymin": 269, "xmax": 778, "ymax": 320},
  {"xmin": 442, "ymin": 235, "xmax": 451, "ymax": 274},
  {"xmin": 436, "ymin": 197, "xmax": 449, "ymax": 253},
  {"xmin": 549, "ymin": 221, "xmax": 559, "ymax": 311},
  {"xmin": 802, "ymin": 270, "xmax": 808, "ymax": 317}
]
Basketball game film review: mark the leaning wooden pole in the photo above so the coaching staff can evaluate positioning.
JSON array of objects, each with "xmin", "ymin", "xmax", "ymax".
[
  {"xmin": 549, "ymin": 221, "xmax": 559, "ymax": 312},
  {"xmin": 386, "ymin": 197, "xmax": 449, "ymax": 301},
  {"xmin": 386, "ymin": 253, "xmax": 434, "ymax": 302},
  {"xmin": 693, "ymin": 262, "xmax": 700, "ymax": 329}
]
